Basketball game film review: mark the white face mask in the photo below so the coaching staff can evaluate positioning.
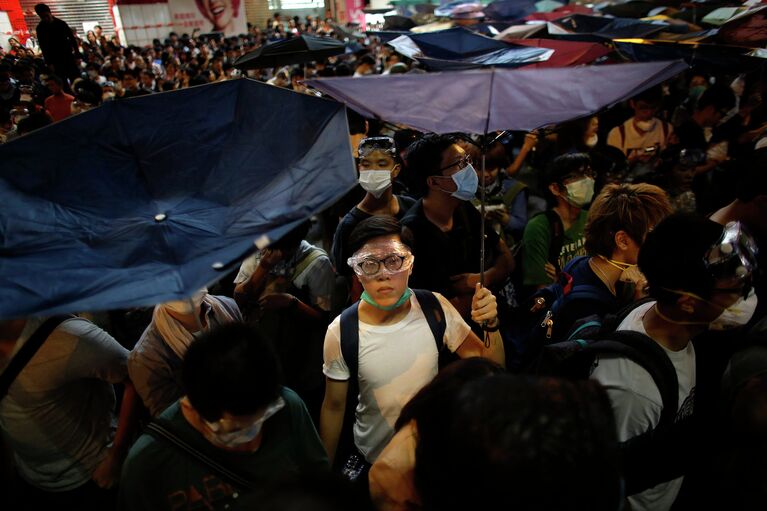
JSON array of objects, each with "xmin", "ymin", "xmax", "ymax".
[
  {"xmin": 163, "ymin": 288, "xmax": 207, "ymax": 315},
  {"xmin": 635, "ymin": 120, "xmax": 656, "ymax": 132},
  {"xmin": 204, "ymin": 397, "xmax": 285, "ymax": 449},
  {"xmin": 709, "ymin": 289, "xmax": 758, "ymax": 330},
  {"xmin": 564, "ymin": 177, "xmax": 595, "ymax": 208},
  {"xmin": 585, "ymin": 134, "xmax": 599, "ymax": 148},
  {"xmin": 358, "ymin": 169, "xmax": 392, "ymax": 198}
]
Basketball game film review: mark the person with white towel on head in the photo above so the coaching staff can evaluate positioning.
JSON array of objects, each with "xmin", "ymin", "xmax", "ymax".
[{"xmin": 128, "ymin": 288, "xmax": 242, "ymax": 417}]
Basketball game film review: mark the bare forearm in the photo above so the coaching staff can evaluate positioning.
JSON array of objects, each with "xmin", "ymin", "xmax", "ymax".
[
  {"xmin": 481, "ymin": 330, "xmax": 506, "ymax": 367},
  {"xmin": 319, "ymin": 404, "xmax": 345, "ymax": 465},
  {"xmin": 234, "ymin": 265, "xmax": 270, "ymax": 306}
]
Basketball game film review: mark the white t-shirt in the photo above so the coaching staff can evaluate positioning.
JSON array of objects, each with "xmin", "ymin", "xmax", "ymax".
[
  {"xmin": 591, "ymin": 301, "xmax": 696, "ymax": 511},
  {"xmin": 323, "ymin": 292, "xmax": 471, "ymax": 462},
  {"xmin": 607, "ymin": 117, "xmax": 673, "ymax": 155}
]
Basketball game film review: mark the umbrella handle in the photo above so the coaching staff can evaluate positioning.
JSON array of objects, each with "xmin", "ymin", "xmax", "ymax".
[{"xmin": 479, "ymin": 151, "xmax": 486, "ymax": 288}]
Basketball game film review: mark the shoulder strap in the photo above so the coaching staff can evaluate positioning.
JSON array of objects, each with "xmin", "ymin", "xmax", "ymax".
[
  {"xmin": 544, "ymin": 209, "xmax": 565, "ymax": 270},
  {"xmin": 502, "ymin": 180, "xmax": 527, "ymax": 207},
  {"xmin": 0, "ymin": 315, "xmax": 72, "ymax": 401},
  {"xmin": 619, "ymin": 124, "xmax": 626, "ymax": 151},
  {"xmin": 339, "ymin": 302, "xmax": 361, "ymax": 381},
  {"xmin": 293, "ymin": 247, "xmax": 327, "ymax": 282},
  {"xmin": 584, "ymin": 331, "xmax": 679, "ymax": 428},
  {"xmin": 146, "ymin": 422, "xmax": 258, "ymax": 490},
  {"xmin": 412, "ymin": 289, "xmax": 446, "ymax": 351}
]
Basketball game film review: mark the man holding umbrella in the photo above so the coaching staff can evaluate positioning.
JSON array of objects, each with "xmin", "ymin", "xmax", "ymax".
[{"xmin": 401, "ymin": 134, "xmax": 515, "ymax": 319}]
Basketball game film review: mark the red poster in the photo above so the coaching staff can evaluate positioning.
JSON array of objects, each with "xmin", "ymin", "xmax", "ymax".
[
  {"xmin": 0, "ymin": 0, "xmax": 29, "ymax": 42},
  {"xmin": 344, "ymin": 0, "xmax": 365, "ymax": 27}
]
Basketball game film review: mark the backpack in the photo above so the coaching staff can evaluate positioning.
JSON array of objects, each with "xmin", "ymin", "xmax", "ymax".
[
  {"xmin": 508, "ymin": 256, "xmax": 615, "ymax": 370},
  {"xmin": 526, "ymin": 300, "xmax": 685, "ymax": 495},
  {"xmin": 334, "ymin": 289, "xmax": 448, "ymax": 470}
]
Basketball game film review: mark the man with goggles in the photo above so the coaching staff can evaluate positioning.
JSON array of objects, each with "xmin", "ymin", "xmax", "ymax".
[
  {"xmin": 331, "ymin": 136, "xmax": 415, "ymax": 284},
  {"xmin": 590, "ymin": 214, "xmax": 759, "ymax": 511},
  {"xmin": 320, "ymin": 216, "xmax": 505, "ymax": 475}
]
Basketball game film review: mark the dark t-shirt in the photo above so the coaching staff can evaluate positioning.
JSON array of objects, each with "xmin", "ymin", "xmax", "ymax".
[
  {"xmin": 118, "ymin": 388, "xmax": 329, "ymax": 510},
  {"xmin": 331, "ymin": 194, "xmax": 416, "ymax": 276},
  {"xmin": 675, "ymin": 119, "xmax": 707, "ymax": 151},
  {"xmin": 401, "ymin": 199, "xmax": 500, "ymax": 298}
]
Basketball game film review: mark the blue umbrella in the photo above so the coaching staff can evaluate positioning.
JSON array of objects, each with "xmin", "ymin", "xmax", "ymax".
[
  {"xmin": 307, "ymin": 60, "xmax": 686, "ymax": 280},
  {"xmin": 0, "ymin": 79, "xmax": 356, "ymax": 319},
  {"xmin": 388, "ymin": 27, "xmax": 552, "ymax": 69},
  {"xmin": 306, "ymin": 60, "xmax": 688, "ymax": 134}
]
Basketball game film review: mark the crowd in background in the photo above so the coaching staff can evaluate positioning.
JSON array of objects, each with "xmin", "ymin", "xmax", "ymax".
[{"xmin": 1, "ymin": 3, "xmax": 767, "ymax": 511}]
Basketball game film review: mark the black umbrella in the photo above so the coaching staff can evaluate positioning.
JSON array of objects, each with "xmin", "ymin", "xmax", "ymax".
[{"xmin": 234, "ymin": 35, "xmax": 346, "ymax": 69}]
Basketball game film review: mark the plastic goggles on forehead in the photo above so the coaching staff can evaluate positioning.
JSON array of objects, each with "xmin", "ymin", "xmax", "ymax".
[
  {"xmin": 205, "ymin": 397, "xmax": 285, "ymax": 434},
  {"xmin": 704, "ymin": 221, "xmax": 758, "ymax": 282},
  {"xmin": 347, "ymin": 245, "xmax": 413, "ymax": 278},
  {"xmin": 358, "ymin": 137, "xmax": 397, "ymax": 158}
]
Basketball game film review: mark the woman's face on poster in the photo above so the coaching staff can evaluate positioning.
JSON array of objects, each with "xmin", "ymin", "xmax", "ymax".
[{"xmin": 200, "ymin": 0, "xmax": 234, "ymax": 30}]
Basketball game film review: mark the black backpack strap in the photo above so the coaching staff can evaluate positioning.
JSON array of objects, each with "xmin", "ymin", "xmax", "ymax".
[
  {"xmin": 0, "ymin": 315, "xmax": 72, "ymax": 401},
  {"xmin": 586, "ymin": 331, "xmax": 679, "ymax": 428},
  {"xmin": 544, "ymin": 209, "xmax": 565, "ymax": 271},
  {"xmin": 412, "ymin": 289, "xmax": 446, "ymax": 351},
  {"xmin": 340, "ymin": 303, "xmax": 361, "ymax": 381},
  {"xmin": 146, "ymin": 421, "xmax": 257, "ymax": 490}
]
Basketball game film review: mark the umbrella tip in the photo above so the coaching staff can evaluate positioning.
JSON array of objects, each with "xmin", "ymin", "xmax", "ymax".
[{"xmin": 154, "ymin": 213, "xmax": 167, "ymax": 222}]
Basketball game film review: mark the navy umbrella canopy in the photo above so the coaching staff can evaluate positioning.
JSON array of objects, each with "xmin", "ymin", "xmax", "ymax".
[
  {"xmin": 234, "ymin": 35, "xmax": 346, "ymax": 69},
  {"xmin": 306, "ymin": 60, "xmax": 688, "ymax": 134},
  {"xmin": 388, "ymin": 27, "xmax": 552, "ymax": 70},
  {"xmin": 0, "ymin": 79, "xmax": 356, "ymax": 319}
]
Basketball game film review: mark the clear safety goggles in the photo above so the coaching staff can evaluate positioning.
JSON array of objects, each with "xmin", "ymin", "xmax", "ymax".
[
  {"xmin": 358, "ymin": 136, "xmax": 397, "ymax": 158},
  {"xmin": 347, "ymin": 242, "xmax": 414, "ymax": 279},
  {"xmin": 704, "ymin": 221, "xmax": 758, "ymax": 282}
]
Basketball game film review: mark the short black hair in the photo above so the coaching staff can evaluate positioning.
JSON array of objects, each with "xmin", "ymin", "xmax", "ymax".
[
  {"xmin": 697, "ymin": 84, "xmax": 736, "ymax": 113},
  {"xmin": 735, "ymin": 156, "xmax": 767, "ymax": 202},
  {"xmin": 45, "ymin": 74, "xmax": 63, "ymax": 86},
  {"xmin": 183, "ymin": 323, "xmax": 283, "ymax": 422},
  {"xmin": 416, "ymin": 374, "xmax": 621, "ymax": 511},
  {"xmin": 348, "ymin": 216, "xmax": 413, "ymax": 256},
  {"xmin": 271, "ymin": 220, "xmax": 311, "ymax": 251},
  {"xmin": 34, "ymin": 3, "xmax": 51, "ymax": 15},
  {"xmin": 404, "ymin": 133, "xmax": 456, "ymax": 196},
  {"xmin": 632, "ymin": 85, "xmax": 662, "ymax": 105},
  {"xmin": 639, "ymin": 213, "xmax": 724, "ymax": 305}
]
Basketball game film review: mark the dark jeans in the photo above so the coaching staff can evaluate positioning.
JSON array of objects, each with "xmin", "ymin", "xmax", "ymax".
[{"xmin": 8, "ymin": 472, "xmax": 117, "ymax": 511}]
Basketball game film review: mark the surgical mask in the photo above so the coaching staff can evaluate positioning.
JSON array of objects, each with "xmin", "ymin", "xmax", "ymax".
[
  {"xmin": 361, "ymin": 287, "xmax": 412, "ymax": 311},
  {"xmin": 585, "ymin": 134, "xmax": 599, "ymax": 148},
  {"xmin": 163, "ymin": 288, "xmax": 207, "ymax": 315},
  {"xmin": 564, "ymin": 177, "xmax": 595, "ymax": 207},
  {"xmin": 449, "ymin": 163, "xmax": 479, "ymax": 201},
  {"xmin": 635, "ymin": 120, "xmax": 656, "ymax": 132},
  {"xmin": 689, "ymin": 85, "xmax": 706, "ymax": 101},
  {"xmin": 204, "ymin": 397, "xmax": 285, "ymax": 448},
  {"xmin": 359, "ymin": 170, "xmax": 391, "ymax": 198},
  {"xmin": 709, "ymin": 289, "xmax": 758, "ymax": 330}
]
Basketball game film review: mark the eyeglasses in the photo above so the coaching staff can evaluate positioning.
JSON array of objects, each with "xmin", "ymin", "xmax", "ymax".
[
  {"xmin": 351, "ymin": 253, "xmax": 410, "ymax": 277},
  {"xmin": 439, "ymin": 155, "xmax": 473, "ymax": 173}
]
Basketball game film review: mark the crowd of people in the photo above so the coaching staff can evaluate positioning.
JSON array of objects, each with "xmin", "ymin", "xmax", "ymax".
[{"xmin": 1, "ymin": 2, "xmax": 767, "ymax": 511}]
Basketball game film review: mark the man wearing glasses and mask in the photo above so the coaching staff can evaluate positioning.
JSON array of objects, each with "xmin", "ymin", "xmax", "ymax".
[
  {"xmin": 120, "ymin": 323, "xmax": 328, "ymax": 510},
  {"xmin": 590, "ymin": 214, "xmax": 759, "ymax": 511},
  {"xmin": 400, "ymin": 134, "xmax": 514, "ymax": 320}
]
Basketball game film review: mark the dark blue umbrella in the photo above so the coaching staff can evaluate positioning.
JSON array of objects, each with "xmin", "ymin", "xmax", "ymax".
[
  {"xmin": 388, "ymin": 27, "xmax": 552, "ymax": 70},
  {"xmin": 307, "ymin": 59, "xmax": 686, "ymax": 282},
  {"xmin": 552, "ymin": 14, "xmax": 669, "ymax": 39},
  {"xmin": 483, "ymin": 0, "xmax": 537, "ymax": 21},
  {"xmin": 615, "ymin": 39, "xmax": 767, "ymax": 73},
  {"xmin": 306, "ymin": 60, "xmax": 688, "ymax": 134},
  {"xmin": 0, "ymin": 79, "xmax": 356, "ymax": 319}
]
